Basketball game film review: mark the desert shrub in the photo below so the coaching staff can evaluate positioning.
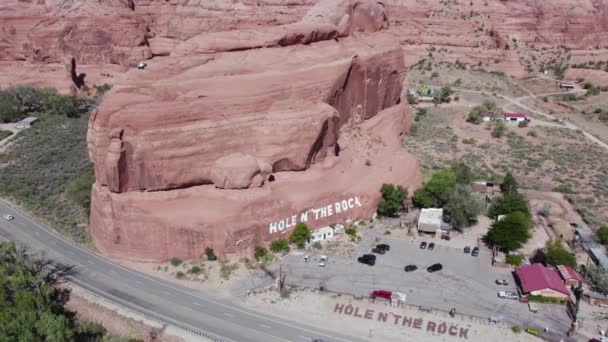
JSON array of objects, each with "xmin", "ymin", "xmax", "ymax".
[
  {"xmin": 205, "ymin": 247, "xmax": 217, "ymax": 261},
  {"xmin": 526, "ymin": 294, "xmax": 567, "ymax": 304},
  {"xmin": 406, "ymin": 93, "xmax": 417, "ymax": 104},
  {"xmin": 66, "ymin": 166, "xmax": 95, "ymax": 216},
  {"xmin": 462, "ymin": 137, "xmax": 476, "ymax": 144},
  {"xmin": 431, "ymin": 71, "xmax": 439, "ymax": 78},
  {"xmin": 312, "ymin": 241, "xmax": 322, "ymax": 249},
  {"xmin": 518, "ymin": 120, "xmax": 528, "ymax": 128},
  {"xmin": 188, "ymin": 266, "xmax": 201, "ymax": 274},
  {"xmin": 553, "ymin": 183, "xmax": 574, "ymax": 194},
  {"xmin": 269, "ymin": 239, "xmax": 290, "ymax": 253},
  {"xmin": 175, "ymin": 271, "xmax": 186, "ymax": 279},
  {"xmin": 170, "ymin": 257, "xmax": 183, "ymax": 267},
  {"xmin": 289, "ymin": 223, "xmax": 311, "ymax": 249},
  {"xmin": 254, "ymin": 246, "xmax": 268, "ymax": 260},
  {"xmin": 542, "ymin": 96, "xmax": 548, "ymax": 102},
  {"xmin": 219, "ymin": 261, "xmax": 239, "ymax": 280},
  {"xmin": 377, "ymin": 183, "xmax": 408, "ymax": 217},
  {"xmin": 511, "ymin": 325, "xmax": 521, "ymax": 334},
  {"xmin": 345, "ymin": 227, "xmax": 357, "ymax": 237},
  {"xmin": 597, "ymin": 226, "xmax": 608, "ymax": 245},
  {"xmin": 492, "ymin": 121, "xmax": 506, "ymax": 138},
  {"xmin": 506, "ymin": 254, "xmax": 523, "ymax": 266},
  {"xmin": 527, "ymin": 130, "xmax": 537, "ymax": 137}
]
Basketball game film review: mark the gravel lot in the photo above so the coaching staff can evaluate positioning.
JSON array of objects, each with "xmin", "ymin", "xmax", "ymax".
[{"xmin": 267, "ymin": 233, "xmax": 574, "ymax": 337}]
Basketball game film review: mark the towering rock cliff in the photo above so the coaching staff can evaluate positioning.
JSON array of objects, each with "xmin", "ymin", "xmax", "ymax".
[{"xmin": 86, "ymin": 0, "xmax": 422, "ymax": 261}]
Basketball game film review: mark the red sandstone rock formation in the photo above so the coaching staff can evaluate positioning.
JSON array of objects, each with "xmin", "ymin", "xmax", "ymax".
[{"xmin": 87, "ymin": 0, "xmax": 422, "ymax": 261}]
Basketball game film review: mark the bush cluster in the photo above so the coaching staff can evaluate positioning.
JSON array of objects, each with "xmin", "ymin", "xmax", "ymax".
[{"xmin": 0, "ymin": 86, "xmax": 91, "ymax": 123}]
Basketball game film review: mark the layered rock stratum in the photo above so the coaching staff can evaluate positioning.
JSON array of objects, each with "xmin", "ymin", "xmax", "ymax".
[{"xmin": 2, "ymin": 0, "xmax": 608, "ymax": 260}]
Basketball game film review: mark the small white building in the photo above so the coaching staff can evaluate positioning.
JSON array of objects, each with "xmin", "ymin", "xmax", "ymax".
[
  {"xmin": 309, "ymin": 226, "xmax": 335, "ymax": 243},
  {"xmin": 15, "ymin": 117, "xmax": 39, "ymax": 128},
  {"xmin": 417, "ymin": 208, "xmax": 444, "ymax": 236}
]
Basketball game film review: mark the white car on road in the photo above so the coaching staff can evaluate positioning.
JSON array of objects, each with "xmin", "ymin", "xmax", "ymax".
[
  {"xmin": 498, "ymin": 291, "xmax": 519, "ymax": 300},
  {"xmin": 318, "ymin": 255, "xmax": 327, "ymax": 267},
  {"xmin": 2, "ymin": 214, "xmax": 14, "ymax": 221}
]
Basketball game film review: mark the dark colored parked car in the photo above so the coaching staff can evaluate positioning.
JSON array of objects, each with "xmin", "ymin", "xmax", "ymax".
[
  {"xmin": 420, "ymin": 241, "xmax": 427, "ymax": 249},
  {"xmin": 358, "ymin": 254, "xmax": 376, "ymax": 266},
  {"xmin": 471, "ymin": 247, "xmax": 479, "ymax": 257},
  {"xmin": 428, "ymin": 242, "xmax": 435, "ymax": 250},
  {"xmin": 371, "ymin": 290, "xmax": 392, "ymax": 300},
  {"xmin": 427, "ymin": 263, "xmax": 443, "ymax": 273},
  {"xmin": 372, "ymin": 247, "xmax": 386, "ymax": 255},
  {"xmin": 464, "ymin": 246, "xmax": 471, "ymax": 254},
  {"xmin": 404, "ymin": 265, "xmax": 418, "ymax": 272},
  {"xmin": 376, "ymin": 244, "xmax": 390, "ymax": 252}
]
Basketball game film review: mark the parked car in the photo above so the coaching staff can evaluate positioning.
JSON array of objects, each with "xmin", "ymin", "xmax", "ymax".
[
  {"xmin": 372, "ymin": 247, "xmax": 386, "ymax": 255},
  {"xmin": 528, "ymin": 302, "xmax": 539, "ymax": 313},
  {"xmin": 318, "ymin": 255, "xmax": 327, "ymax": 267},
  {"xmin": 2, "ymin": 214, "xmax": 14, "ymax": 221},
  {"xmin": 428, "ymin": 242, "xmax": 435, "ymax": 250},
  {"xmin": 495, "ymin": 279, "xmax": 508, "ymax": 286},
  {"xmin": 427, "ymin": 263, "xmax": 443, "ymax": 273},
  {"xmin": 358, "ymin": 254, "xmax": 376, "ymax": 266},
  {"xmin": 464, "ymin": 246, "xmax": 471, "ymax": 253},
  {"xmin": 371, "ymin": 290, "xmax": 392, "ymax": 300},
  {"xmin": 471, "ymin": 247, "xmax": 479, "ymax": 256},
  {"xmin": 498, "ymin": 291, "xmax": 519, "ymax": 300},
  {"xmin": 420, "ymin": 242, "xmax": 427, "ymax": 249},
  {"xmin": 376, "ymin": 244, "xmax": 390, "ymax": 252},
  {"xmin": 404, "ymin": 265, "xmax": 417, "ymax": 272}
]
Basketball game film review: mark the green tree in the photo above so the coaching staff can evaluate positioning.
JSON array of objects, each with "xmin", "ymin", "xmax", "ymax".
[
  {"xmin": 587, "ymin": 265, "xmax": 608, "ymax": 294},
  {"xmin": 406, "ymin": 93, "xmax": 417, "ymax": 104},
  {"xmin": 0, "ymin": 241, "xmax": 119, "ymax": 341},
  {"xmin": 269, "ymin": 239, "xmax": 290, "ymax": 253},
  {"xmin": 204, "ymin": 247, "xmax": 217, "ymax": 261},
  {"xmin": 413, "ymin": 170, "xmax": 457, "ymax": 208},
  {"xmin": 486, "ymin": 211, "xmax": 532, "ymax": 252},
  {"xmin": 466, "ymin": 100, "xmax": 501, "ymax": 124},
  {"xmin": 440, "ymin": 85, "xmax": 454, "ymax": 103},
  {"xmin": 500, "ymin": 172, "xmax": 519, "ymax": 194},
  {"xmin": 489, "ymin": 191, "xmax": 530, "ymax": 219},
  {"xmin": 0, "ymin": 89, "xmax": 21, "ymax": 122},
  {"xmin": 289, "ymin": 223, "xmax": 311, "ymax": 249},
  {"xmin": 450, "ymin": 162, "xmax": 473, "ymax": 185},
  {"xmin": 377, "ymin": 183, "xmax": 408, "ymax": 217},
  {"xmin": 545, "ymin": 240, "xmax": 576, "ymax": 267},
  {"xmin": 598, "ymin": 226, "xmax": 608, "ymax": 245},
  {"xmin": 443, "ymin": 185, "xmax": 483, "ymax": 230},
  {"xmin": 254, "ymin": 246, "xmax": 268, "ymax": 260}
]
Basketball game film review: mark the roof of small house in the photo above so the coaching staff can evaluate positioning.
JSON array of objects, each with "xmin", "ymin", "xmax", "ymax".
[
  {"xmin": 515, "ymin": 264, "xmax": 570, "ymax": 296},
  {"xmin": 557, "ymin": 265, "xmax": 581, "ymax": 281},
  {"xmin": 503, "ymin": 112, "xmax": 527, "ymax": 118},
  {"xmin": 418, "ymin": 208, "xmax": 443, "ymax": 231},
  {"xmin": 590, "ymin": 247, "xmax": 608, "ymax": 269}
]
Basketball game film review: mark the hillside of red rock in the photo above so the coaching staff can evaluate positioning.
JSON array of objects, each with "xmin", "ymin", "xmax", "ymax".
[{"xmin": 2, "ymin": 0, "xmax": 608, "ymax": 260}]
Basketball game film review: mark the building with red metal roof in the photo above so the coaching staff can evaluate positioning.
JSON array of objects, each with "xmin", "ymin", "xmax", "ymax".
[
  {"xmin": 515, "ymin": 264, "xmax": 570, "ymax": 299},
  {"xmin": 557, "ymin": 265, "xmax": 581, "ymax": 287}
]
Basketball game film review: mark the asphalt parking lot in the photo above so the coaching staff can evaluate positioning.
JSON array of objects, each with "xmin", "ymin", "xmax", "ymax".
[{"xmin": 272, "ymin": 234, "xmax": 572, "ymax": 334}]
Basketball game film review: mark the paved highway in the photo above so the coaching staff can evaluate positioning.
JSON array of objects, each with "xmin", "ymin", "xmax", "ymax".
[{"xmin": 0, "ymin": 198, "xmax": 361, "ymax": 342}]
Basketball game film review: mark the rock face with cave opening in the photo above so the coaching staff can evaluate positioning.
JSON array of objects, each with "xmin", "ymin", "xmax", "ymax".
[{"xmin": 85, "ymin": 0, "xmax": 422, "ymax": 261}]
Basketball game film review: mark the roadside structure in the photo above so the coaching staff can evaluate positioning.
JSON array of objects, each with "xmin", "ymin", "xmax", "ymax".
[
  {"xmin": 583, "ymin": 292, "xmax": 608, "ymax": 306},
  {"xmin": 556, "ymin": 265, "xmax": 581, "ymax": 287},
  {"xmin": 15, "ymin": 117, "xmax": 39, "ymax": 128},
  {"xmin": 559, "ymin": 81, "xmax": 575, "ymax": 91},
  {"xmin": 502, "ymin": 112, "xmax": 530, "ymax": 123},
  {"xmin": 417, "ymin": 208, "xmax": 444, "ymax": 236},
  {"xmin": 515, "ymin": 264, "xmax": 570, "ymax": 299},
  {"xmin": 589, "ymin": 247, "xmax": 608, "ymax": 270}
]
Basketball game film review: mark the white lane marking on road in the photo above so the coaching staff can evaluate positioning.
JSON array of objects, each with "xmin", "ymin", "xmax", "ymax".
[
  {"xmin": 87, "ymin": 259, "xmax": 94, "ymax": 264},
  {"xmin": 34, "ymin": 231, "xmax": 40, "ymax": 236},
  {"xmin": 260, "ymin": 324, "xmax": 271, "ymax": 329},
  {"xmin": 223, "ymin": 312, "xmax": 234, "ymax": 317},
  {"xmin": 109, "ymin": 270, "xmax": 116, "ymax": 274},
  {"xmin": 298, "ymin": 336, "xmax": 311, "ymax": 341},
  {"xmin": 134, "ymin": 280, "xmax": 142, "ymax": 285},
  {"xmin": 192, "ymin": 302, "xmax": 201, "ymax": 306},
  {"xmin": 161, "ymin": 290, "xmax": 170, "ymax": 295},
  {"xmin": 0, "ymin": 198, "xmax": 353, "ymax": 342}
]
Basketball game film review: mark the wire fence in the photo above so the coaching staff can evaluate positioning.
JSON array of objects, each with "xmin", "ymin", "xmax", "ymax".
[{"xmin": 67, "ymin": 277, "xmax": 232, "ymax": 342}]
